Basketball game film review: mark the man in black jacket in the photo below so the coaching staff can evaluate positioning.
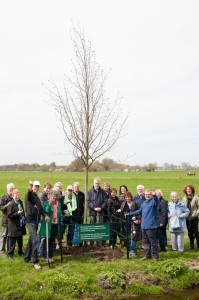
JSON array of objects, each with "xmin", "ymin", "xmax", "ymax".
[
  {"xmin": 73, "ymin": 182, "xmax": 85, "ymax": 247},
  {"xmin": 155, "ymin": 189, "xmax": 168, "ymax": 252},
  {"xmin": 88, "ymin": 177, "xmax": 107, "ymax": 247},
  {"xmin": 24, "ymin": 180, "xmax": 49, "ymax": 270},
  {"xmin": 73, "ymin": 182, "xmax": 85, "ymax": 225},
  {"xmin": 0, "ymin": 183, "xmax": 15, "ymax": 254}
]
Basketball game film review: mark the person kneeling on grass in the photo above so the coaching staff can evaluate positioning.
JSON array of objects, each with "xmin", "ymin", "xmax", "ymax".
[{"xmin": 39, "ymin": 190, "xmax": 62, "ymax": 263}]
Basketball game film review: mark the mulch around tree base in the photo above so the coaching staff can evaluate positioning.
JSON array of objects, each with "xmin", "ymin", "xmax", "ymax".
[{"xmin": 60, "ymin": 244, "xmax": 124, "ymax": 261}]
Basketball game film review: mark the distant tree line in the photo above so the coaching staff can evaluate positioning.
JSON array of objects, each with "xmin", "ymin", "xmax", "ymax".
[{"xmin": 0, "ymin": 159, "xmax": 197, "ymax": 172}]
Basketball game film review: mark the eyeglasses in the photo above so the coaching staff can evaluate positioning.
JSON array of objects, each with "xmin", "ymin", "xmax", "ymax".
[
  {"xmin": 145, "ymin": 194, "xmax": 151, "ymax": 196},
  {"xmin": 68, "ymin": 189, "xmax": 72, "ymax": 191}
]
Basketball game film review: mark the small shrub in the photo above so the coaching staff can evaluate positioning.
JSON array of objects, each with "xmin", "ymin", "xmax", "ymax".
[
  {"xmin": 97, "ymin": 272, "xmax": 126, "ymax": 289},
  {"xmin": 148, "ymin": 258, "xmax": 187, "ymax": 278},
  {"xmin": 172, "ymin": 270, "xmax": 199, "ymax": 289}
]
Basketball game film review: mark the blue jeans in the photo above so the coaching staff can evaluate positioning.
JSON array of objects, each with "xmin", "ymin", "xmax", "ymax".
[
  {"xmin": 129, "ymin": 234, "xmax": 137, "ymax": 254},
  {"xmin": 24, "ymin": 223, "xmax": 39, "ymax": 264}
]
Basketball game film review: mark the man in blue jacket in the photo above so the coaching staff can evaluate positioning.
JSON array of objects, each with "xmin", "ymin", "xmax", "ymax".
[
  {"xmin": 129, "ymin": 189, "xmax": 159, "ymax": 261},
  {"xmin": 88, "ymin": 177, "xmax": 107, "ymax": 247}
]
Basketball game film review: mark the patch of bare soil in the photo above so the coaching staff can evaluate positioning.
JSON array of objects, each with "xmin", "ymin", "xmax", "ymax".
[
  {"xmin": 61, "ymin": 244, "xmax": 124, "ymax": 261},
  {"xmin": 126, "ymin": 270, "xmax": 161, "ymax": 287},
  {"xmin": 186, "ymin": 258, "xmax": 199, "ymax": 271}
]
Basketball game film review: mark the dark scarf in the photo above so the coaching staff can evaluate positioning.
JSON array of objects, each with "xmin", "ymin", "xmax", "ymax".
[{"xmin": 187, "ymin": 195, "xmax": 193, "ymax": 210}]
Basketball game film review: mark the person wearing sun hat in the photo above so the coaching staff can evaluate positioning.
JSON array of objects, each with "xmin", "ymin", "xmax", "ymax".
[{"xmin": 24, "ymin": 180, "xmax": 50, "ymax": 270}]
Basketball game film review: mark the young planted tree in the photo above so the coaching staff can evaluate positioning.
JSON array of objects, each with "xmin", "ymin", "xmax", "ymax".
[{"xmin": 47, "ymin": 26, "xmax": 127, "ymax": 223}]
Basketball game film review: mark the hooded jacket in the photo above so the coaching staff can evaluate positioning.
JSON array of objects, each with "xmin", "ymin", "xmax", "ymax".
[{"xmin": 168, "ymin": 200, "xmax": 190, "ymax": 233}]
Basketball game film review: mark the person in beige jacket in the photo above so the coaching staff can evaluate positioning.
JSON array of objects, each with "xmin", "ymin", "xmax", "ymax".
[{"xmin": 183, "ymin": 184, "xmax": 199, "ymax": 252}]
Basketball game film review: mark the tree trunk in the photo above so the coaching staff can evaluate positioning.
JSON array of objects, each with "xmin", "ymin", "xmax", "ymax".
[{"xmin": 83, "ymin": 165, "xmax": 89, "ymax": 224}]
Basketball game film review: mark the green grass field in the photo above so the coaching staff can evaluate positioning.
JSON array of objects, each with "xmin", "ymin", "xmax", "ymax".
[
  {"xmin": 0, "ymin": 170, "xmax": 199, "ymax": 300},
  {"xmin": 0, "ymin": 170, "xmax": 198, "ymax": 200}
]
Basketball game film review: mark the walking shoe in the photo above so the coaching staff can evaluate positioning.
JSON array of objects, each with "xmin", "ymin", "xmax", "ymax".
[
  {"xmin": 140, "ymin": 256, "xmax": 152, "ymax": 261},
  {"xmin": 46, "ymin": 258, "xmax": 54, "ymax": 263},
  {"xmin": 129, "ymin": 252, "xmax": 136, "ymax": 256},
  {"xmin": 152, "ymin": 258, "xmax": 159, "ymax": 262},
  {"xmin": 24, "ymin": 259, "xmax": 32, "ymax": 263},
  {"xmin": 187, "ymin": 245, "xmax": 194, "ymax": 250},
  {"xmin": 33, "ymin": 263, "xmax": 41, "ymax": 270}
]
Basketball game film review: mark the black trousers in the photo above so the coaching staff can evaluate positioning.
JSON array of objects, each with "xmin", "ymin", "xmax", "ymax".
[
  {"xmin": 186, "ymin": 217, "xmax": 199, "ymax": 247},
  {"xmin": 142, "ymin": 229, "xmax": 159, "ymax": 259},
  {"xmin": 7, "ymin": 236, "xmax": 23, "ymax": 257},
  {"xmin": 157, "ymin": 225, "xmax": 167, "ymax": 251}
]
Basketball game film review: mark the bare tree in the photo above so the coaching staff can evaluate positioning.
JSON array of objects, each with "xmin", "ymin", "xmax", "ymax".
[{"xmin": 47, "ymin": 26, "xmax": 127, "ymax": 223}]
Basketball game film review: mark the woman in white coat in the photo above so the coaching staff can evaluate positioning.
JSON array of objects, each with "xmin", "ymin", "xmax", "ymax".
[{"xmin": 168, "ymin": 192, "xmax": 189, "ymax": 252}]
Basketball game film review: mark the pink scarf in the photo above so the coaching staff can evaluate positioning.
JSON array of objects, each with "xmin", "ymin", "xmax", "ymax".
[{"xmin": 51, "ymin": 200, "xmax": 58, "ymax": 223}]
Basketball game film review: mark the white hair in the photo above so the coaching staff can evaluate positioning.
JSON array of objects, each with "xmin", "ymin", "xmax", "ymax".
[
  {"xmin": 73, "ymin": 182, "xmax": 80, "ymax": 187},
  {"xmin": 94, "ymin": 177, "xmax": 100, "ymax": 183},
  {"xmin": 170, "ymin": 191, "xmax": 178, "ymax": 198},
  {"xmin": 137, "ymin": 185, "xmax": 144, "ymax": 190},
  {"xmin": 7, "ymin": 183, "xmax": 15, "ymax": 189},
  {"xmin": 54, "ymin": 182, "xmax": 62, "ymax": 188}
]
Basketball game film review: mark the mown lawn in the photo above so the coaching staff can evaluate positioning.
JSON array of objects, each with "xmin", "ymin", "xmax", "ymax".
[{"xmin": 0, "ymin": 170, "xmax": 199, "ymax": 299}]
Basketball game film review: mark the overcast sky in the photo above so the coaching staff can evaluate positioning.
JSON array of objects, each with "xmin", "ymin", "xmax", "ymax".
[{"xmin": 1, "ymin": 0, "xmax": 199, "ymax": 167}]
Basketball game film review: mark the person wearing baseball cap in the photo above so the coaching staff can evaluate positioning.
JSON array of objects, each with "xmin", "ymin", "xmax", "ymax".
[{"xmin": 24, "ymin": 180, "xmax": 50, "ymax": 270}]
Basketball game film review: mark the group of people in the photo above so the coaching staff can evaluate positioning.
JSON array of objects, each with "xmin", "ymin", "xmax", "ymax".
[
  {"xmin": 0, "ymin": 178, "xmax": 198, "ymax": 269},
  {"xmin": 0, "ymin": 180, "xmax": 85, "ymax": 269}
]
